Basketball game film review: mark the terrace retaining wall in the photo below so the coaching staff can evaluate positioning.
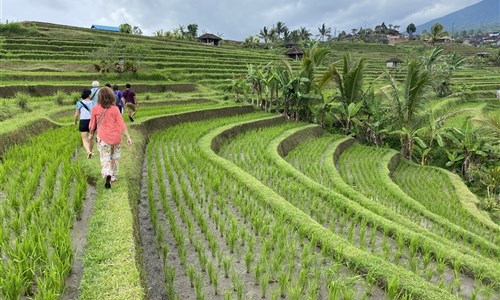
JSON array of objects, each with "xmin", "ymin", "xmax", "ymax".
[{"xmin": 0, "ymin": 83, "xmax": 197, "ymax": 98}]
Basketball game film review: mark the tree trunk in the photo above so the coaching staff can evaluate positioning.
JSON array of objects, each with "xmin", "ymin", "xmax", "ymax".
[
  {"xmin": 284, "ymin": 98, "xmax": 289, "ymax": 118},
  {"xmin": 461, "ymin": 148, "xmax": 471, "ymax": 180},
  {"xmin": 401, "ymin": 137, "xmax": 413, "ymax": 161}
]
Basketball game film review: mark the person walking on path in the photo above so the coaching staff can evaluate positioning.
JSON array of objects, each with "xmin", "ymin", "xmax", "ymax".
[
  {"xmin": 123, "ymin": 83, "xmax": 138, "ymax": 122},
  {"xmin": 90, "ymin": 80, "xmax": 100, "ymax": 105},
  {"xmin": 74, "ymin": 88, "xmax": 95, "ymax": 159},
  {"xmin": 89, "ymin": 87, "xmax": 132, "ymax": 189},
  {"xmin": 113, "ymin": 84, "xmax": 125, "ymax": 115}
]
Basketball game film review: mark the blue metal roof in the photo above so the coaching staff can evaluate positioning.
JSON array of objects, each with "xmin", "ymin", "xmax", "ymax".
[{"xmin": 91, "ymin": 25, "xmax": 120, "ymax": 32}]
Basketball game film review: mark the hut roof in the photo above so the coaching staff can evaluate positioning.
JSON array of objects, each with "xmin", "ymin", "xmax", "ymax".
[
  {"xmin": 285, "ymin": 47, "xmax": 304, "ymax": 55},
  {"xmin": 91, "ymin": 24, "xmax": 120, "ymax": 32},
  {"xmin": 197, "ymin": 33, "xmax": 222, "ymax": 40},
  {"xmin": 386, "ymin": 57, "xmax": 403, "ymax": 63}
]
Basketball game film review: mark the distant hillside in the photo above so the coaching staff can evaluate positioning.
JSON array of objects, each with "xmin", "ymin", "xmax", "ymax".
[{"xmin": 417, "ymin": 0, "xmax": 500, "ymax": 34}]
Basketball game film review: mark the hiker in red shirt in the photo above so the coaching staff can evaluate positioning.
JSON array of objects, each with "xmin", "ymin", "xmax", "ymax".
[{"xmin": 89, "ymin": 87, "xmax": 132, "ymax": 189}]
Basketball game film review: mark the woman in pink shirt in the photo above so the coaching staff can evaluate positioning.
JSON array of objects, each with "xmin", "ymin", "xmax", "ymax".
[{"xmin": 89, "ymin": 87, "xmax": 132, "ymax": 188}]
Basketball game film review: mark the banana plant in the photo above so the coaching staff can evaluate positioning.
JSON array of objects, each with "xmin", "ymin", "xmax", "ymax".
[
  {"xmin": 225, "ymin": 77, "xmax": 248, "ymax": 102},
  {"xmin": 330, "ymin": 100, "xmax": 364, "ymax": 135},
  {"xmin": 414, "ymin": 110, "xmax": 464, "ymax": 165},
  {"xmin": 446, "ymin": 150, "xmax": 465, "ymax": 172}
]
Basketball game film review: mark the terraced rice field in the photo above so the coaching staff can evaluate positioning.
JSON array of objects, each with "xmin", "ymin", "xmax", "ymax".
[{"xmin": 0, "ymin": 21, "xmax": 498, "ymax": 299}]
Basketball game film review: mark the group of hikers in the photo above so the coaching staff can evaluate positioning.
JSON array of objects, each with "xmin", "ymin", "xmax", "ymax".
[{"xmin": 73, "ymin": 81, "xmax": 138, "ymax": 189}]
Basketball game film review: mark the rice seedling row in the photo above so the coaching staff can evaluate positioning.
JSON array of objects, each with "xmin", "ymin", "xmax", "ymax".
[
  {"xmin": 282, "ymin": 130, "xmax": 500, "ymax": 290},
  {"xmin": 285, "ymin": 133, "xmax": 500, "ymax": 295},
  {"xmin": 200, "ymin": 119, "xmax": 462, "ymax": 299},
  {"xmin": 216, "ymin": 121, "xmax": 498, "ymax": 299},
  {"xmin": 394, "ymin": 160, "xmax": 499, "ymax": 244},
  {"xmin": 0, "ymin": 126, "xmax": 87, "ymax": 299},
  {"xmin": 141, "ymin": 113, "xmax": 387, "ymax": 299},
  {"xmin": 334, "ymin": 143, "xmax": 498, "ymax": 258}
]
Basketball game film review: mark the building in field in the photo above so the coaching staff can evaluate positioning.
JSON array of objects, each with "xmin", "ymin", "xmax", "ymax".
[
  {"xmin": 197, "ymin": 33, "xmax": 222, "ymax": 46},
  {"xmin": 285, "ymin": 47, "xmax": 304, "ymax": 60},
  {"xmin": 386, "ymin": 57, "xmax": 403, "ymax": 67},
  {"xmin": 91, "ymin": 25, "xmax": 120, "ymax": 32},
  {"xmin": 476, "ymin": 52, "xmax": 490, "ymax": 58}
]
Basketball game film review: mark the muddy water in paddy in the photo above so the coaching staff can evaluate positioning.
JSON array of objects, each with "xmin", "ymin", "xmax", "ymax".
[{"xmin": 63, "ymin": 184, "xmax": 97, "ymax": 300}]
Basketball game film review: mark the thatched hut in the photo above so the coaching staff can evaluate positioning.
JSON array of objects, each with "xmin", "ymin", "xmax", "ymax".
[
  {"xmin": 285, "ymin": 47, "xmax": 304, "ymax": 60},
  {"xmin": 197, "ymin": 33, "xmax": 222, "ymax": 46},
  {"xmin": 386, "ymin": 57, "xmax": 403, "ymax": 67}
]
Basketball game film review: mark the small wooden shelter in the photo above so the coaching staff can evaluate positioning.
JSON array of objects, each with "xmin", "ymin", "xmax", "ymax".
[
  {"xmin": 386, "ymin": 57, "xmax": 403, "ymax": 67},
  {"xmin": 285, "ymin": 47, "xmax": 304, "ymax": 60},
  {"xmin": 284, "ymin": 41, "xmax": 297, "ymax": 48},
  {"xmin": 197, "ymin": 33, "xmax": 222, "ymax": 46},
  {"xmin": 476, "ymin": 52, "xmax": 490, "ymax": 58}
]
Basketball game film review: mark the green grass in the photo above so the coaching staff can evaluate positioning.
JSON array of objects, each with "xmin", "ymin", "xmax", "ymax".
[{"xmin": 78, "ymin": 129, "xmax": 145, "ymax": 300}]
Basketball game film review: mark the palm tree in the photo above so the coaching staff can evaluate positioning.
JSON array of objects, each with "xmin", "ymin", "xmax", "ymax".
[
  {"xmin": 288, "ymin": 30, "xmax": 301, "ymax": 43},
  {"xmin": 282, "ymin": 28, "xmax": 290, "ymax": 42},
  {"xmin": 276, "ymin": 45, "xmax": 334, "ymax": 120},
  {"xmin": 259, "ymin": 26, "xmax": 271, "ymax": 44},
  {"xmin": 419, "ymin": 46, "xmax": 444, "ymax": 70},
  {"xmin": 425, "ymin": 23, "xmax": 448, "ymax": 46},
  {"xmin": 154, "ymin": 29, "xmax": 165, "ymax": 37},
  {"xmin": 298, "ymin": 27, "xmax": 312, "ymax": 42},
  {"xmin": 268, "ymin": 28, "xmax": 279, "ymax": 44},
  {"xmin": 330, "ymin": 54, "xmax": 366, "ymax": 134},
  {"xmin": 332, "ymin": 54, "xmax": 366, "ymax": 106},
  {"xmin": 177, "ymin": 25, "xmax": 186, "ymax": 36},
  {"xmin": 243, "ymin": 35, "xmax": 260, "ymax": 48},
  {"xmin": 382, "ymin": 60, "xmax": 433, "ymax": 160},
  {"xmin": 470, "ymin": 113, "xmax": 500, "ymax": 144},
  {"xmin": 317, "ymin": 23, "xmax": 331, "ymax": 41},
  {"xmin": 438, "ymin": 52, "xmax": 466, "ymax": 96},
  {"xmin": 275, "ymin": 21, "xmax": 288, "ymax": 40}
]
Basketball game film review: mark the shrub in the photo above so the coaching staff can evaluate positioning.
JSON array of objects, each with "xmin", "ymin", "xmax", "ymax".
[
  {"xmin": 0, "ymin": 106, "xmax": 13, "ymax": 121},
  {"xmin": 15, "ymin": 92, "xmax": 31, "ymax": 111},
  {"xmin": 70, "ymin": 92, "xmax": 81, "ymax": 105},
  {"xmin": 0, "ymin": 22, "xmax": 39, "ymax": 36},
  {"xmin": 479, "ymin": 197, "xmax": 499, "ymax": 212},
  {"xmin": 54, "ymin": 90, "xmax": 66, "ymax": 106}
]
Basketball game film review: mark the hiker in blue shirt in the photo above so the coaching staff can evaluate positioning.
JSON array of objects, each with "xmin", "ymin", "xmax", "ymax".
[
  {"xmin": 90, "ymin": 80, "xmax": 100, "ymax": 105},
  {"xmin": 74, "ymin": 88, "xmax": 96, "ymax": 159}
]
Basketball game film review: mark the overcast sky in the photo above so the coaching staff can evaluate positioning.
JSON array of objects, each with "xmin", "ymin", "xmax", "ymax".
[{"xmin": 1, "ymin": 0, "xmax": 481, "ymax": 40}]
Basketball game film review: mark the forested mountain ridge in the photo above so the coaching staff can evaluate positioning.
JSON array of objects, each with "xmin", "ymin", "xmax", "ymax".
[{"xmin": 417, "ymin": 0, "xmax": 500, "ymax": 33}]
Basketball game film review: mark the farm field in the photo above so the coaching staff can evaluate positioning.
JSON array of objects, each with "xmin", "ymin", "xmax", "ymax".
[{"xmin": 0, "ymin": 21, "xmax": 499, "ymax": 299}]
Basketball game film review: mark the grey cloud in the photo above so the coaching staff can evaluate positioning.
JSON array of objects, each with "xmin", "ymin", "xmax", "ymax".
[{"xmin": 2, "ymin": 0, "xmax": 481, "ymax": 40}]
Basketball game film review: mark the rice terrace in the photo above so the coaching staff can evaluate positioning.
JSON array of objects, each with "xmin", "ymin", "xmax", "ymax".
[{"xmin": 0, "ymin": 20, "xmax": 499, "ymax": 300}]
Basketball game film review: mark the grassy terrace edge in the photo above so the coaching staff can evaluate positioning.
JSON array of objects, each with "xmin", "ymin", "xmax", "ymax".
[
  {"xmin": 199, "ymin": 118, "xmax": 454, "ymax": 300},
  {"xmin": 323, "ymin": 136, "xmax": 500, "ymax": 285},
  {"xmin": 273, "ymin": 127, "xmax": 500, "ymax": 285},
  {"xmin": 382, "ymin": 151, "xmax": 500, "ymax": 234}
]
